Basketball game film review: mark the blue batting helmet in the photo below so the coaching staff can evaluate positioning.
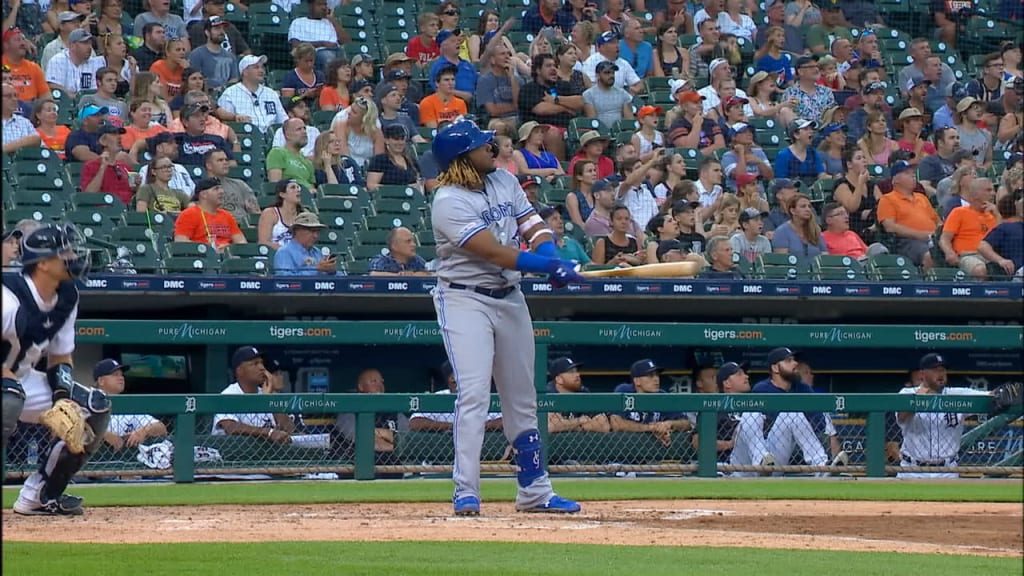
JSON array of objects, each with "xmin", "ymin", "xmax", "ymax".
[
  {"xmin": 20, "ymin": 224, "xmax": 90, "ymax": 278},
  {"xmin": 431, "ymin": 119, "xmax": 495, "ymax": 171}
]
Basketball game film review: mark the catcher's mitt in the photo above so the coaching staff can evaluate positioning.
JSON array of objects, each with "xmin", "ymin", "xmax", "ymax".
[
  {"xmin": 40, "ymin": 399, "xmax": 92, "ymax": 454},
  {"xmin": 990, "ymin": 382, "xmax": 1023, "ymax": 416}
]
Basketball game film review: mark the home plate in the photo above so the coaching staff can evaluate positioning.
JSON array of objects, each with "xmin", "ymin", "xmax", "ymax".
[{"xmin": 662, "ymin": 509, "xmax": 737, "ymax": 520}]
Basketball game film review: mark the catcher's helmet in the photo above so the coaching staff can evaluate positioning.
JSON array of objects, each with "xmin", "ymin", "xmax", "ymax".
[
  {"xmin": 431, "ymin": 118, "xmax": 495, "ymax": 171},
  {"xmin": 20, "ymin": 224, "xmax": 90, "ymax": 278}
]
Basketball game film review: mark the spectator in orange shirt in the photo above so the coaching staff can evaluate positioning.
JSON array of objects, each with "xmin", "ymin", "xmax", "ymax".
[
  {"xmin": 173, "ymin": 177, "xmax": 247, "ymax": 251},
  {"xmin": 122, "ymin": 100, "xmax": 169, "ymax": 162},
  {"xmin": 149, "ymin": 37, "xmax": 190, "ymax": 99},
  {"xmin": 318, "ymin": 57, "xmax": 351, "ymax": 112},
  {"xmin": 1, "ymin": 28, "xmax": 49, "ymax": 102},
  {"xmin": 876, "ymin": 160, "xmax": 942, "ymax": 270},
  {"xmin": 419, "ymin": 64, "xmax": 467, "ymax": 128},
  {"xmin": 821, "ymin": 201, "xmax": 888, "ymax": 262},
  {"xmin": 31, "ymin": 100, "xmax": 70, "ymax": 159},
  {"xmin": 939, "ymin": 177, "xmax": 1001, "ymax": 279}
]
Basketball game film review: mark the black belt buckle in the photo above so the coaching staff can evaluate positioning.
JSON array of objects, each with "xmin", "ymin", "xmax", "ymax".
[
  {"xmin": 448, "ymin": 282, "xmax": 515, "ymax": 299},
  {"xmin": 903, "ymin": 454, "xmax": 945, "ymax": 467}
]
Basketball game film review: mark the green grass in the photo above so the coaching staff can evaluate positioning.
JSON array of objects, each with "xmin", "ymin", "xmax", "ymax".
[
  {"xmin": 3, "ymin": 478, "xmax": 1021, "ymax": 508},
  {"xmin": 3, "ymin": 542, "xmax": 1021, "ymax": 576}
]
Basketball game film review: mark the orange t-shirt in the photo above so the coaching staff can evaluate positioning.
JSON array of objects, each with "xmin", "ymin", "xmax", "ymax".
[
  {"xmin": 419, "ymin": 94, "xmax": 468, "ymax": 127},
  {"xmin": 319, "ymin": 87, "xmax": 349, "ymax": 112},
  {"xmin": 821, "ymin": 230, "xmax": 868, "ymax": 259},
  {"xmin": 37, "ymin": 126, "xmax": 71, "ymax": 159},
  {"xmin": 943, "ymin": 206, "xmax": 997, "ymax": 254},
  {"xmin": 122, "ymin": 123, "xmax": 169, "ymax": 151},
  {"xmin": 173, "ymin": 205, "xmax": 242, "ymax": 248},
  {"xmin": 149, "ymin": 60, "xmax": 185, "ymax": 98},
  {"xmin": 876, "ymin": 190, "xmax": 940, "ymax": 233},
  {"xmin": 1, "ymin": 57, "xmax": 48, "ymax": 101}
]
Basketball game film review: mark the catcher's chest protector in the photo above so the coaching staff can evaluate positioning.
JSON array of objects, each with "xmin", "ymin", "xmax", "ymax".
[{"xmin": 1, "ymin": 275, "xmax": 79, "ymax": 370}]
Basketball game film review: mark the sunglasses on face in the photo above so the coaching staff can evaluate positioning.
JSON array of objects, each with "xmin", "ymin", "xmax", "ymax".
[{"xmin": 443, "ymin": 9, "xmax": 458, "ymax": 16}]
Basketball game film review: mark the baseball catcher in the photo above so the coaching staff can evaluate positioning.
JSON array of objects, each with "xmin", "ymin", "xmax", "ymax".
[{"xmin": 3, "ymin": 225, "xmax": 111, "ymax": 515}]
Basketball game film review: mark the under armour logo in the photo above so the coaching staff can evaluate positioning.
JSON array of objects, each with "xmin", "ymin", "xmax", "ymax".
[{"xmin": 529, "ymin": 434, "xmax": 539, "ymax": 443}]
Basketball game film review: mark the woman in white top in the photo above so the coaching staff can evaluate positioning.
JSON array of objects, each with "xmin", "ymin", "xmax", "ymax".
[
  {"xmin": 258, "ymin": 179, "xmax": 305, "ymax": 249},
  {"xmin": 653, "ymin": 152, "xmax": 686, "ymax": 205},
  {"xmin": 632, "ymin": 105, "xmax": 665, "ymax": 161},
  {"xmin": 718, "ymin": 0, "xmax": 757, "ymax": 43},
  {"xmin": 331, "ymin": 96, "xmax": 383, "ymax": 168}
]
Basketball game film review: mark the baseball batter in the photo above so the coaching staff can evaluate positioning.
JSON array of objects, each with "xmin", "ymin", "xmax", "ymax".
[
  {"xmin": 896, "ymin": 353, "xmax": 993, "ymax": 479},
  {"xmin": 430, "ymin": 118, "xmax": 584, "ymax": 516},
  {"xmin": 3, "ymin": 225, "xmax": 111, "ymax": 515},
  {"xmin": 750, "ymin": 347, "xmax": 829, "ymax": 471}
]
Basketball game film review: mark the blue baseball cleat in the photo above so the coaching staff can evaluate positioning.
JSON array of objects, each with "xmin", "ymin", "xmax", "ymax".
[
  {"xmin": 516, "ymin": 495, "xmax": 581, "ymax": 514},
  {"xmin": 453, "ymin": 495, "xmax": 481, "ymax": 516}
]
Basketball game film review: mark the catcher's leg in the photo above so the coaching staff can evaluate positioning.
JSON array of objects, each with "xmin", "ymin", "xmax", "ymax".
[{"xmin": 2, "ymin": 377, "xmax": 26, "ymax": 450}]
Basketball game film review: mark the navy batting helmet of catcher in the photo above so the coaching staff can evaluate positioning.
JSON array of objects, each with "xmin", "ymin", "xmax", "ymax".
[
  {"xmin": 20, "ymin": 224, "xmax": 90, "ymax": 278},
  {"xmin": 431, "ymin": 118, "xmax": 495, "ymax": 171}
]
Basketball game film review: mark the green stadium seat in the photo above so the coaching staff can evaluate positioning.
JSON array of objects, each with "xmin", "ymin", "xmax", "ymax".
[
  {"xmin": 925, "ymin": 267, "xmax": 968, "ymax": 282},
  {"xmin": 364, "ymin": 214, "xmax": 415, "ymax": 230},
  {"xmin": 166, "ymin": 241, "xmax": 219, "ymax": 261},
  {"xmin": 356, "ymin": 229, "xmax": 391, "ymax": 246},
  {"xmin": 345, "ymin": 258, "xmax": 370, "ymax": 275},
  {"xmin": 12, "ymin": 190, "xmax": 64, "ymax": 209},
  {"xmin": 224, "ymin": 243, "xmax": 276, "ymax": 259},
  {"xmin": 163, "ymin": 256, "xmax": 211, "ymax": 274},
  {"xmin": 221, "ymin": 257, "xmax": 271, "ymax": 275},
  {"xmin": 867, "ymin": 254, "xmax": 920, "ymax": 281},
  {"xmin": 375, "ymin": 184, "xmax": 424, "ymax": 201},
  {"xmin": 754, "ymin": 253, "xmax": 808, "ymax": 280},
  {"xmin": 349, "ymin": 243, "xmax": 385, "ymax": 261},
  {"xmin": 3, "ymin": 207, "xmax": 61, "ymax": 226},
  {"xmin": 374, "ymin": 198, "xmax": 422, "ymax": 215},
  {"xmin": 807, "ymin": 179, "xmax": 837, "ymax": 204},
  {"xmin": 66, "ymin": 211, "xmax": 116, "ymax": 240}
]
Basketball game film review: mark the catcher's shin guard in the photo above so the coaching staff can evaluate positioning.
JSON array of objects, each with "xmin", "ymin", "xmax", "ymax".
[
  {"xmin": 37, "ymin": 411, "xmax": 109, "ymax": 503},
  {"xmin": 2, "ymin": 377, "xmax": 26, "ymax": 450}
]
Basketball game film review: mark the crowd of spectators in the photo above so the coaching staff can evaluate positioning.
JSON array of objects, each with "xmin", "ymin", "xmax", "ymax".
[{"xmin": 2, "ymin": 0, "xmax": 1022, "ymax": 280}]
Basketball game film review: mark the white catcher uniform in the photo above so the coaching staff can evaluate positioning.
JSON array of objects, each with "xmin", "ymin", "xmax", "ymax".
[
  {"xmin": 897, "ymin": 386, "xmax": 990, "ymax": 479},
  {"xmin": 431, "ymin": 168, "xmax": 556, "ymax": 509}
]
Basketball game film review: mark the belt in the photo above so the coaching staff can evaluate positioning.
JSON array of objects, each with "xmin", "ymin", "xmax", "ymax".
[
  {"xmin": 901, "ymin": 454, "xmax": 948, "ymax": 467},
  {"xmin": 447, "ymin": 282, "xmax": 516, "ymax": 300}
]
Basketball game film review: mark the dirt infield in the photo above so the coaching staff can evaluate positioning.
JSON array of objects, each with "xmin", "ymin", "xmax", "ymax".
[{"xmin": 4, "ymin": 500, "xmax": 1021, "ymax": 557}]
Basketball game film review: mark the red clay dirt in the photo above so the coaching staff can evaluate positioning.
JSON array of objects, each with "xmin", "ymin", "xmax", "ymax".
[{"xmin": 4, "ymin": 499, "xmax": 1022, "ymax": 557}]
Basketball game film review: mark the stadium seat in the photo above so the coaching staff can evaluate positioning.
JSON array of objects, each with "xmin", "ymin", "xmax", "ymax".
[
  {"xmin": 346, "ymin": 258, "xmax": 370, "ymax": 275},
  {"xmin": 163, "ymin": 256, "xmax": 211, "ymax": 274},
  {"xmin": 925, "ymin": 267, "xmax": 968, "ymax": 282},
  {"xmin": 221, "ymin": 257, "xmax": 271, "ymax": 275},
  {"xmin": 167, "ymin": 242, "xmax": 220, "ymax": 262},
  {"xmin": 754, "ymin": 253, "xmax": 809, "ymax": 280},
  {"xmin": 224, "ymin": 244, "xmax": 276, "ymax": 259},
  {"xmin": 867, "ymin": 254, "xmax": 920, "ymax": 281},
  {"xmin": 364, "ymin": 214, "xmax": 415, "ymax": 231},
  {"xmin": 374, "ymin": 198, "xmax": 422, "ymax": 216}
]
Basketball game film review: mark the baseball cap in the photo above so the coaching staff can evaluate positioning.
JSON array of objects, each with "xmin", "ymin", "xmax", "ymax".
[
  {"xmin": 766, "ymin": 347, "xmax": 798, "ymax": 366},
  {"xmin": 147, "ymin": 131, "xmax": 175, "ymax": 154},
  {"xmin": 820, "ymin": 122, "xmax": 846, "ymax": 137},
  {"xmin": 669, "ymin": 78, "xmax": 691, "ymax": 95},
  {"xmin": 747, "ymin": 70, "xmax": 772, "ymax": 90},
  {"xmin": 678, "ymin": 91, "xmax": 705, "ymax": 104},
  {"xmin": 708, "ymin": 58, "xmax": 731, "ymax": 76},
  {"xmin": 68, "ymin": 29, "xmax": 93, "ymax": 44},
  {"xmin": 2, "ymin": 228, "xmax": 22, "ymax": 242},
  {"xmin": 787, "ymin": 118, "xmax": 817, "ymax": 137},
  {"xmin": 769, "ymin": 178, "xmax": 798, "ymax": 196},
  {"xmin": 951, "ymin": 149, "xmax": 978, "ymax": 163},
  {"xmin": 77, "ymin": 104, "xmax": 108, "ymax": 122},
  {"xmin": 728, "ymin": 122, "xmax": 753, "ymax": 137},
  {"xmin": 595, "ymin": 60, "xmax": 619, "ymax": 74},
  {"xmin": 378, "ymin": 83, "xmax": 400, "ymax": 100},
  {"xmin": 238, "ymin": 54, "xmax": 268, "ymax": 75},
  {"xmin": 385, "ymin": 68, "xmax": 410, "ymax": 81},
  {"xmin": 231, "ymin": 346, "xmax": 263, "ymax": 369},
  {"xmin": 735, "ymin": 173, "xmax": 760, "ymax": 187},
  {"xmin": 518, "ymin": 174, "xmax": 542, "ymax": 190},
  {"xmin": 349, "ymin": 79, "xmax": 374, "ymax": 94},
  {"xmin": 637, "ymin": 105, "xmax": 662, "ymax": 119},
  {"xmin": 549, "ymin": 357, "xmax": 583, "ymax": 378},
  {"xmin": 591, "ymin": 178, "xmax": 613, "ymax": 194},
  {"xmin": 671, "ymin": 200, "xmax": 701, "ymax": 215},
  {"xmin": 738, "ymin": 207, "xmax": 767, "ymax": 222},
  {"xmin": 263, "ymin": 357, "xmax": 281, "ymax": 374},
  {"xmin": 716, "ymin": 361, "xmax": 749, "ymax": 385},
  {"xmin": 656, "ymin": 239, "xmax": 684, "ymax": 260},
  {"xmin": 724, "ymin": 96, "xmax": 748, "ymax": 109},
  {"xmin": 385, "ymin": 53, "xmax": 414, "ymax": 66},
  {"xmin": 435, "ymin": 28, "xmax": 461, "ymax": 45},
  {"xmin": 579, "ymin": 130, "xmax": 609, "ymax": 147},
  {"xmin": 194, "ymin": 177, "xmax": 222, "ymax": 199},
  {"xmin": 596, "ymin": 31, "xmax": 617, "ymax": 46},
  {"xmin": 898, "ymin": 107, "xmax": 924, "ymax": 121},
  {"xmin": 918, "ymin": 353, "xmax": 946, "ymax": 370},
  {"xmin": 58, "ymin": 11, "xmax": 84, "ymax": 23},
  {"xmin": 823, "ymin": 0, "xmax": 842, "ymax": 10},
  {"xmin": 795, "ymin": 54, "xmax": 819, "ymax": 68},
  {"xmin": 890, "ymin": 160, "xmax": 915, "ymax": 178},
  {"xmin": 98, "ymin": 124, "xmax": 127, "ymax": 135},
  {"xmin": 181, "ymin": 102, "xmax": 211, "ymax": 119},
  {"xmin": 907, "ymin": 77, "xmax": 931, "ymax": 91},
  {"xmin": 630, "ymin": 359, "xmax": 662, "ymax": 378},
  {"xmin": 94, "ymin": 358, "xmax": 131, "ymax": 380},
  {"xmin": 204, "ymin": 15, "xmax": 229, "ymax": 29},
  {"xmin": 945, "ymin": 81, "xmax": 967, "ymax": 100},
  {"xmin": 351, "ymin": 53, "xmax": 376, "ymax": 67},
  {"xmin": 820, "ymin": 106, "xmax": 842, "ymax": 126},
  {"xmin": 291, "ymin": 212, "xmax": 327, "ymax": 229},
  {"xmin": 863, "ymin": 81, "xmax": 887, "ymax": 94}
]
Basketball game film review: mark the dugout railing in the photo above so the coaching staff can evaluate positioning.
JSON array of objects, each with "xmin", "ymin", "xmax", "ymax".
[{"xmin": 4, "ymin": 393, "xmax": 1021, "ymax": 482}]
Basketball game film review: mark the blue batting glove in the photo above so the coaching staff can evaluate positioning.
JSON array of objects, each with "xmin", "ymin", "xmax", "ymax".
[{"xmin": 545, "ymin": 259, "xmax": 584, "ymax": 289}]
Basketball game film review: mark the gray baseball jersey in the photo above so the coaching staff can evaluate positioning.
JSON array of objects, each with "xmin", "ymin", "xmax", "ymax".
[{"xmin": 431, "ymin": 169, "xmax": 535, "ymax": 289}]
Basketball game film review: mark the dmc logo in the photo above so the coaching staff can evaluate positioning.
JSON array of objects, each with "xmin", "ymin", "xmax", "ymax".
[
  {"xmin": 85, "ymin": 278, "xmax": 108, "ymax": 288},
  {"xmin": 598, "ymin": 325, "xmax": 663, "ymax": 341},
  {"xmin": 239, "ymin": 281, "xmax": 261, "ymax": 290},
  {"xmin": 532, "ymin": 283, "xmax": 553, "ymax": 292},
  {"xmin": 388, "ymin": 282, "xmax": 409, "ymax": 290},
  {"xmin": 314, "ymin": 281, "xmax": 335, "ymax": 290},
  {"xmin": 673, "ymin": 283, "xmax": 693, "ymax": 293},
  {"xmin": 164, "ymin": 280, "xmax": 185, "ymax": 289},
  {"xmin": 812, "ymin": 285, "xmax": 832, "ymax": 295},
  {"xmin": 743, "ymin": 284, "xmax": 762, "ymax": 294},
  {"xmin": 883, "ymin": 286, "xmax": 902, "ymax": 295},
  {"xmin": 156, "ymin": 323, "xmax": 228, "ymax": 341},
  {"xmin": 604, "ymin": 284, "xmax": 623, "ymax": 292},
  {"xmin": 952, "ymin": 287, "xmax": 971, "ymax": 296},
  {"xmin": 384, "ymin": 323, "xmax": 440, "ymax": 340}
]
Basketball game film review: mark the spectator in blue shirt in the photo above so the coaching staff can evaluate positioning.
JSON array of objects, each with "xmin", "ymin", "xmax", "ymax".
[
  {"xmin": 610, "ymin": 359, "xmax": 691, "ymax": 446},
  {"xmin": 368, "ymin": 226, "xmax": 430, "ymax": 276},
  {"xmin": 619, "ymin": 17, "xmax": 654, "ymax": 78},
  {"xmin": 429, "ymin": 29, "xmax": 479, "ymax": 105},
  {"xmin": 521, "ymin": 0, "xmax": 577, "ymax": 35},
  {"xmin": 273, "ymin": 212, "xmax": 340, "ymax": 276},
  {"xmin": 774, "ymin": 119, "xmax": 827, "ymax": 182}
]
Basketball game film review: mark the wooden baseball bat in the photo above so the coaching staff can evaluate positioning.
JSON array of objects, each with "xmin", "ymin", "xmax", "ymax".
[{"xmin": 580, "ymin": 262, "xmax": 701, "ymax": 278}]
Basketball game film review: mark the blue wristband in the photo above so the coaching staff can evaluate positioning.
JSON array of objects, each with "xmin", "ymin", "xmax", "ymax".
[
  {"xmin": 515, "ymin": 251, "xmax": 554, "ymax": 274},
  {"xmin": 534, "ymin": 240, "xmax": 558, "ymax": 259}
]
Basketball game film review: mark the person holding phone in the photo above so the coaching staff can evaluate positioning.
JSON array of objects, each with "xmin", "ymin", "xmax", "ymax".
[{"xmin": 273, "ymin": 212, "xmax": 341, "ymax": 276}]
